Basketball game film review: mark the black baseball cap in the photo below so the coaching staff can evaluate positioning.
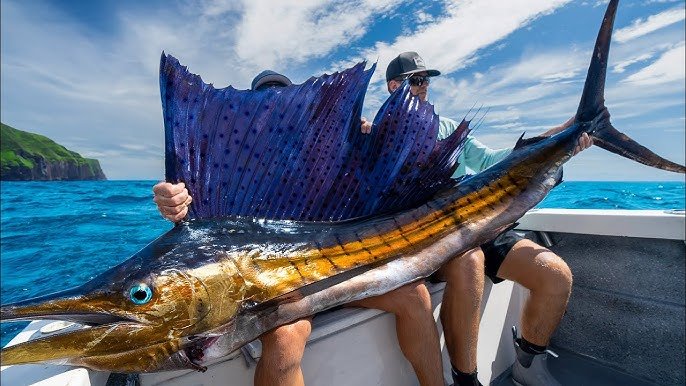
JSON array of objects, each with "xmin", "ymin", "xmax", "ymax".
[
  {"xmin": 385, "ymin": 52, "xmax": 440, "ymax": 82},
  {"xmin": 251, "ymin": 70, "xmax": 292, "ymax": 90}
]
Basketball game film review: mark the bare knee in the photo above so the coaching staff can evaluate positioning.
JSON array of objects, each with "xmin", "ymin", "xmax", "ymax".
[
  {"xmin": 387, "ymin": 281, "xmax": 433, "ymax": 315},
  {"xmin": 263, "ymin": 320, "xmax": 311, "ymax": 348},
  {"xmin": 439, "ymin": 249, "xmax": 484, "ymax": 317},
  {"xmin": 532, "ymin": 253, "xmax": 573, "ymax": 297},
  {"xmin": 260, "ymin": 320, "xmax": 311, "ymax": 366},
  {"xmin": 400, "ymin": 281, "xmax": 433, "ymax": 312},
  {"xmin": 443, "ymin": 248, "xmax": 484, "ymax": 284}
]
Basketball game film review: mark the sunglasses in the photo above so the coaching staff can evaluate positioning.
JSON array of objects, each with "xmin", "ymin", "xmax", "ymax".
[
  {"xmin": 256, "ymin": 81, "xmax": 287, "ymax": 91},
  {"xmin": 398, "ymin": 74, "xmax": 430, "ymax": 87}
]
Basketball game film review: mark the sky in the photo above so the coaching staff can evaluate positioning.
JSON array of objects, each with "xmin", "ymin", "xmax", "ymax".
[{"xmin": 1, "ymin": 0, "xmax": 684, "ymax": 181}]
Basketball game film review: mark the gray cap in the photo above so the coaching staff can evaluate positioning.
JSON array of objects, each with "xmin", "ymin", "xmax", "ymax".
[
  {"xmin": 385, "ymin": 52, "xmax": 440, "ymax": 82},
  {"xmin": 251, "ymin": 70, "xmax": 292, "ymax": 90}
]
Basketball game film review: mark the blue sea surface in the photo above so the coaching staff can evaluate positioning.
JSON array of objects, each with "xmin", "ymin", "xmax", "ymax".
[{"xmin": 1, "ymin": 180, "xmax": 684, "ymax": 347}]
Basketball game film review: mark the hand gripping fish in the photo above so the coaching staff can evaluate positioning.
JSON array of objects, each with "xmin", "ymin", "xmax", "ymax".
[{"xmin": 1, "ymin": 0, "xmax": 683, "ymax": 373}]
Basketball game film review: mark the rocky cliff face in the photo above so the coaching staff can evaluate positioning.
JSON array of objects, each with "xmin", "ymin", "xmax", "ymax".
[
  {"xmin": 2, "ymin": 150, "xmax": 106, "ymax": 181},
  {"xmin": 1, "ymin": 123, "xmax": 107, "ymax": 181}
]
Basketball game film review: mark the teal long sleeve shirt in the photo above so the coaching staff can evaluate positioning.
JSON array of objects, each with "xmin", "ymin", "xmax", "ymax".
[{"xmin": 437, "ymin": 116, "xmax": 512, "ymax": 179}]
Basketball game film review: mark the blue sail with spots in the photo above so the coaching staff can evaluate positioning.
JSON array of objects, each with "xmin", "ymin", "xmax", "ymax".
[{"xmin": 159, "ymin": 53, "xmax": 470, "ymax": 221}]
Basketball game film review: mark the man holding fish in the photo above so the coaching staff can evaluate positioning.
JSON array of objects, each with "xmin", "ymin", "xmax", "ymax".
[
  {"xmin": 154, "ymin": 53, "xmax": 590, "ymax": 386},
  {"xmin": 153, "ymin": 69, "xmax": 446, "ymax": 386},
  {"xmin": 365, "ymin": 51, "xmax": 591, "ymax": 386}
]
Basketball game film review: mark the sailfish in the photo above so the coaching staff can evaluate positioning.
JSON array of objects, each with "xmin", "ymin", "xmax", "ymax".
[{"xmin": 1, "ymin": 0, "xmax": 683, "ymax": 373}]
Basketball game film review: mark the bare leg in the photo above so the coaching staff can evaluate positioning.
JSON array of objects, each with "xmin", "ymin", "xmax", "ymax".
[
  {"xmin": 436, "ymin": 248, "xmax": 485, "ymax": 374},
  {"xmin": 349, "ymin": 281, "xmax": 444, "ymax": 386},
  {"xmin": 496, "ymin": 239, "xmax": 573, "ymax": 345},
  {"xmin": 255, "ymin": 318, "xmax": 312, "ymax": 386}
]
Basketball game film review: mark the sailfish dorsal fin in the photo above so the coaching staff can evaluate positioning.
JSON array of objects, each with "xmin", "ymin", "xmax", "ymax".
[{"xmin": 160, "ymin": 53, "xmax": 470, "ymax": 221}]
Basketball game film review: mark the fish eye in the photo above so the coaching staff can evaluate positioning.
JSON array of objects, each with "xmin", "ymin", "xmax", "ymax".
[{"xmin": 128, "ymin": 283, "xmax": 153, "ymax": 305}]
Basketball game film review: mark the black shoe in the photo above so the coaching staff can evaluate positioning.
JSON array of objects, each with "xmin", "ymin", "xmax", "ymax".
[{"xmin": 511, "ymin": 326, "xmax": 561, "ymax": 386}]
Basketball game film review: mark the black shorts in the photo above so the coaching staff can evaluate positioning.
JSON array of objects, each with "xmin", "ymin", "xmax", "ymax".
[
  {"xmin": 428, "ymin": 230, "xmax": 524, "ymax": 284},
  {"xmin": 481, "ymin": 230, "xmax": 524, "ymax": 284}
]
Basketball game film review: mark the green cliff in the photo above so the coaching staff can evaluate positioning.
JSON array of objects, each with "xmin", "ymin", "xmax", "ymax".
[{"xmin": 1, "ymin": 123, "xmax": 106, "ymax": 181}]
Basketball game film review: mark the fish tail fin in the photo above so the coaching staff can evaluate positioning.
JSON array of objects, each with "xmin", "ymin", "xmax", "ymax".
[
  {"xmin": 575, "ymin": 0, "xmax": 616, "ymax": 122},
  {"xmin": 575, "ymin": 0, "xmax": 684, "ymax": 173},
  {"xmin": 593, "ymin": 122, "xmax": 686, "ymax": 173}
]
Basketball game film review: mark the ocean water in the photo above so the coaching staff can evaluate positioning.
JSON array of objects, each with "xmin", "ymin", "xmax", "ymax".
[{"xmin": 1, "ymin": 180, "xmax": 684, "ymax": 347}]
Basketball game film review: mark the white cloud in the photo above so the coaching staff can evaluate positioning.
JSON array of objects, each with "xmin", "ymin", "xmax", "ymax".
[
  {"xmin": 580, "ymin": 1, "xmax": 608, "ymax": 7},
  {"xmin": 120, "ymin": 144, "xmax": 150, "ymax": 152},
  {"xmin": 233, "ymin": 0, "xmax": 401, "ymax": 68},
  {"xmin": 354, "ymin": 0, "xmax": 572, "ymax": 80},
  {"xmin": 351, "ymin": 0, "xmax": 573, "ymax": 118},
  {"xmin": 644, "ymin": 0, "xmax": 683, "ymax": 4},
  {"xmin": 615, "ymin": 6, "xmax": 685, "ymax": 43},
  {"xmin": 416, "ymin": 10, "xmax": 435, "ymax": 24},
  {"xmin": 0, "ymin": 2, "xmax": 182, "ymax": 179},
  {"xmin": 1, "ymin": 0, "xmax": 411, "ymax": 179},
  {"xmin": 622, "ymin": 42, "xmax": 685, "ymax": 85},
  {"xmin": 414, "ymin": 20, "xmax": 684, "ymax": 159},
  {"xmin": 425, "ymin": 49, "xmax": 587, "ymax": 123},
  {"xmin": 488, "ymin": 50, "xmax": 586, "ymax": 88},
  {"xmin": 197, "ymin": 0, "xmax": 245, "ymax": 17},
  {"xmin": 612, "ymin": 52, "xmax": 655, "ymax": 73}
]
